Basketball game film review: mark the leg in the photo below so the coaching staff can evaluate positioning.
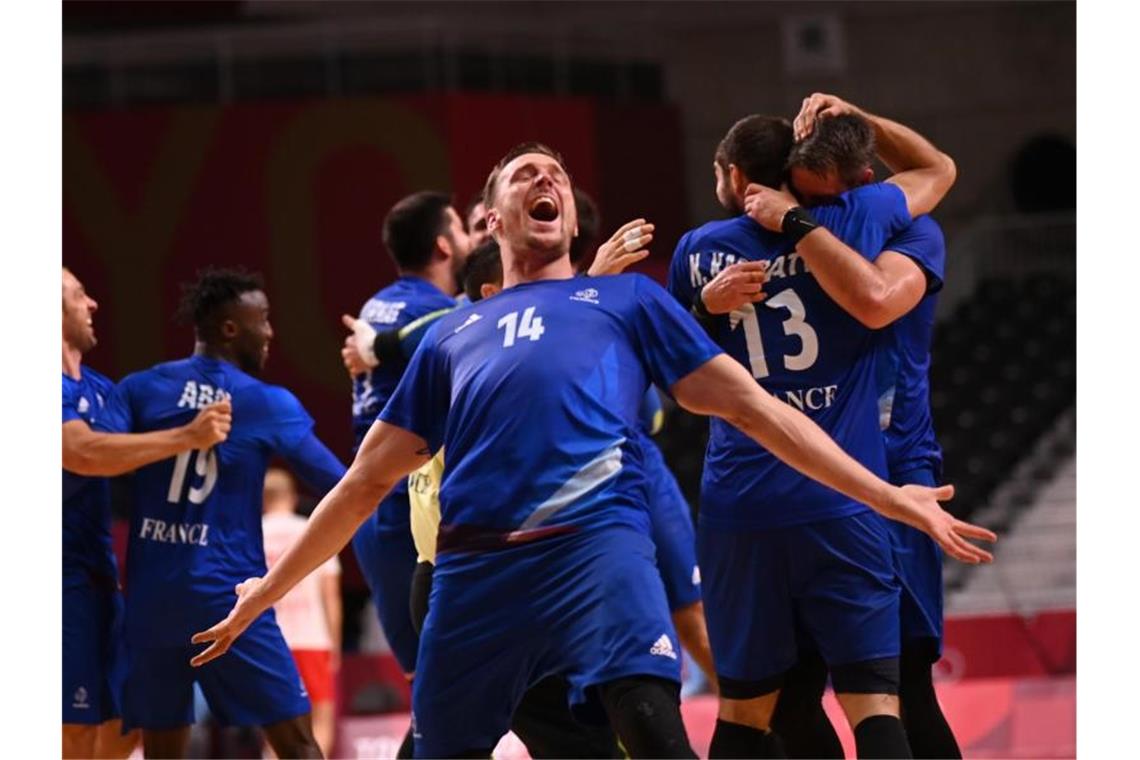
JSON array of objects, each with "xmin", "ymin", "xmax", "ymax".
[
  {"xmin": 900, "ymin": 638, "xmax": 961, "ymax": 759},
  {"xmin": 94, "ymin": 719, "xmax": 140, "ymax": 759},
  {"xmin": 309, "ymin": 701, "xmax": 336, "ymax": 759},
  {"xmin": 599, "ymin": 676, "xmax": 695, "ymax": 759},
  {"xmin": 263, "ymin": 714, "xmax": 322, "ymax": 759},
  {"xmin": 142, "ymin": 727, "xmax": 191, "ymax": 758},
  {"xmin": 832, "ymin": 658, "xmax": 911, "ymax": 759},
  {"xmin": 511, "ymin": 676, "xmax": 622, "ymax": 758},
  {"xmin": 62, "ymin": 725, "xmax": 98, "ymax": 759},
  {"xmin": 769, "ymin": 649, "xmax": 843, "ymax": 759},
  {"xmin": 709, "ymin": 675, "xmax": 787, "ymax": 759}
]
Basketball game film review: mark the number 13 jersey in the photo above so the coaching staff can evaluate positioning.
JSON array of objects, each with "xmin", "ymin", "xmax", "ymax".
[{"xmin": 668, "ymin": 184, "xmax": 911, "ymax": 530}]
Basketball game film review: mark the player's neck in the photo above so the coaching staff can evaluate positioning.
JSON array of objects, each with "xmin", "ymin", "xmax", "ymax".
[
  {"xmin": 500, "ymin": 249, "xmax": 574, "ymax": 289},
  {"xmin": 193, "ymin": 342, "xmax": 238, "ymax": 368},
  {"xmin": 62, "ymin": 342, "xmax": 82, "ymax": 380}
]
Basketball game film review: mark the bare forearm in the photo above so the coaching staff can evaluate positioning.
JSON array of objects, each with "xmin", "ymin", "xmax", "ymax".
[
  {"xmin": 672, "ymin": 602, "xmax": 717, "ymax": 688},
  {"xmin": 863, "ymin": 109, "xmax": 947, "ymax": 175},
  {"xmin": 63, "ymin": 424, "xmax": 194, "ymax": 476},
  {"xmin": 794, "ymin": 228, "xmax": 887, "ymax": 322}
]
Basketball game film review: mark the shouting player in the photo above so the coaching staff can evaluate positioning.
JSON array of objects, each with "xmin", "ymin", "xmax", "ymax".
[
  {"xmin": 62, "ymin": 267, "xmax": 231, "ymax": 759},
  {"xmin": 667, "ymin": 111, "xmax": 956, "ymax": 757},
  {"xmin": 95, "ymin": 269, "xmax": 346, "ymax": 759},
  {"xmin": 191, "ymin": 143, "xmax": 991, "ymax": 758}
]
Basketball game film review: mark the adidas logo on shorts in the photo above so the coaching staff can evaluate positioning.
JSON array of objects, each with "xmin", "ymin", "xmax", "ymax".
[{"xmin": 649, "ymin": 634, "xmax": 677, "ymax": 660}]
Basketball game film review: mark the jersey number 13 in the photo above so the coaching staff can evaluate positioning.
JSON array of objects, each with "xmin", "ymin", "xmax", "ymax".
[{"xmin": 733, "ymin": 288, "xmax": 819, "ymax": 379}]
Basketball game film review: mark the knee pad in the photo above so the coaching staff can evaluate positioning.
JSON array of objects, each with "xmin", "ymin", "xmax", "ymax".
[
  {"xmin": 718, "ymin": 671, "xmax": 786, "ymax": 700},
  {"xmin": 830, "ymin": 657, "xmax": 900, "ymax": 695},
  {"xmin": 599, "ymin": 676, "xmax": 694, "ymax": 758}
]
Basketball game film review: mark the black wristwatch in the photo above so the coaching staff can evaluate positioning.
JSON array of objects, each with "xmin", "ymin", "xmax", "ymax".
[{"xmin": 781, "ymin": 206, "xmax": 820, "ymax": 244}]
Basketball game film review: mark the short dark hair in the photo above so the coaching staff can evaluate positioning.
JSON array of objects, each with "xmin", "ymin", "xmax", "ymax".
[
  {"xmin": 176, "ymin": 267, "xmax": 264, "ymax": 335},
  {"xmin": 461, "ymin": 239, "xmax": 503, "ymax": 302},
  {"xmin": 383, "ymin": 191, "xmax": 452, "ymax": 272},
  {"xmin": 481, "ymin": 142, "xmax": 570, "ymax": 208},
  {"xmin": 787, "ymin": 114, "xmax": 876, "ymax": 187},
  {"xmin": 569, "ymin": 188, "xmax": 600, "ymax": 271},
  {"xmin": 715, "ymin": 115, "xmax": 795, "ymax": 189}
]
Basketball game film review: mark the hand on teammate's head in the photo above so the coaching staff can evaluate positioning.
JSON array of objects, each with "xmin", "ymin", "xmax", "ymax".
[{"xmin": 793, "ymin": 93, "xmax": 862, "ymax": 142}]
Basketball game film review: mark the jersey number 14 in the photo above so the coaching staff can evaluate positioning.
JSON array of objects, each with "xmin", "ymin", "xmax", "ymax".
[{"xmin": 498, "ymin": 307, "xmax": 545, "ymax": 347}]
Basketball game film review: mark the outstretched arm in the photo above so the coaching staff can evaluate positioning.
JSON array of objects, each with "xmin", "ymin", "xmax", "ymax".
[
  {"xmin": 191, "ymin": 421, "xmax": 430, "ymax": 666},
  {"xmin": 63, "ymin": 401, "xmax": 231, "ymax": 477},
  {"xmin": 743, "ymin": 183, "xmax": 927, "ymax": 329},
  {"xmin": 794, "ymin": 93, "xmax": 957, "ymax": 218},
  {"xmin": 671, "ymin": 355, "xmax": 995, "ymax": 562}
]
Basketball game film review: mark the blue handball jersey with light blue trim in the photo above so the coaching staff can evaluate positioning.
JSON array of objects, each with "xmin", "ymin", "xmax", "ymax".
[
  {"xmin": 668, "ymin": 183, "xmax": 911, "ymax": 530},
  {"xmin": 96, "ymin": 355, "xmax": 345, "ymax": 645},
  {"xmin": 352, "ymin": 276, "xmax": 456, "ymax": 450},
  {"xmin": 62, "ymin": 366, "xmax": 118, "ymax": 581},
  {"xmin": 379, "ymin": 274, "xmax": 721, "ymax": 564},
  {"xmin": 879, "ymin": 215, "xmax": 947, "ymax": 476}
]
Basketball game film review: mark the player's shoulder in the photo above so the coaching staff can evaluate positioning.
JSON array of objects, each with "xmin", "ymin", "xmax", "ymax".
[
  {"xmin": 676, "ymin": 216, "xmax": 755, "ymax": 252},
  {"xmin": 79, "ymin": 365, "xmax": 115, "ymax": 391},
  {"xmin": 904, "ymin": 214, "xmax": 945, "ymax": 241},
  {"xmin": 822, "ymin": 182, "xmax": 906, "ymax": 217}
]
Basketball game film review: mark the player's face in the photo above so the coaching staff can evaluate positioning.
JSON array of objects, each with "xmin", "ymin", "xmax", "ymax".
[
  {"xmin": 789, "ymin": 165, "xmax": 849, "ymax": 206},
  {"xmin": 228, "ymin": 289, "xmax": 273, "ymax": 374},
  {"xmin": 466, "ymin": 201, "xmax": 490, "ymax": 247},
  {"xmin": 62, "ymin": 269, "xmax": 98, "ymax": 353},
  {"xmin": 487, "ymin": 152, "xmax": 578, "ymax": 258},
  {"xmin": 714, "ymin": 161, "xmax": 742, "ymax": 215}
]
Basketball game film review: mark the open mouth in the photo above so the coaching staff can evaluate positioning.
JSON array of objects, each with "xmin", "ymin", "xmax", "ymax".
[{"xmin": 528, "ymin": 196, "xmax": 559, "ymax": 223}]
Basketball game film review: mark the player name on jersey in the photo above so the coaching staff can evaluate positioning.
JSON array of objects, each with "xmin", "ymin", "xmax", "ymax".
[
  {"xmin": 686, "ymin": 250, "xmax": 811, "ymax": 288},
  {"xmin": 138, "ymin": 517, "xmax": 210, "ymax": 546},
  {"xmin": 176, "ymin": 380, "xmax": 231, "ymax": 410}
]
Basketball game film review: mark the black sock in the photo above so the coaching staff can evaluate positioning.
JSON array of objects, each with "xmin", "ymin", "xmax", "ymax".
[
  {"xmin": 770, "ymin": 653, "xmax": 843, "ymax": 759},
  {"xmin": 708, "ymin": 719, "xmax": 787, "ymax": 759},
  {"xmin": 854, "ymin": 714, "xmax": 912, "ymax": 759},
  {"xmin": 395, "ymin": 725, "xmax": 414, "ymax": 759},
  {"xmin": 900, "ymin": 640, "xmax": 961, "ymax": 759},
  {"xmin": 599, "ymin": 676, "xmax": 695, "ymax": 758}
]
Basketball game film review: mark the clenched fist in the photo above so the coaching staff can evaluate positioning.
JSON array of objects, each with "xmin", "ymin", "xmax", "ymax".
[{"xmin": 184, "ymin": 400, "xmax": 232, "ymax": 449}]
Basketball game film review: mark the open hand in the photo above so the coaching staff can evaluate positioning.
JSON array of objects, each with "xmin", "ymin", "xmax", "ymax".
[
  {"xmin": 185, "ymin": 400, "xmax": 232, "ymax": 449},
  {"xmin": 885, "ymin": 484, "xmax": 997, "ymax": 564},
  {"xmin": 190, "ymin": 577, "xmax": 267, "ymax": 667},
  {"xmin": 588, "ymin": 218, "xmax": 655, "ymax": 276},
  {"xmin": 793, "ymin": 92, "xmax": 863, "ymax": 141}
]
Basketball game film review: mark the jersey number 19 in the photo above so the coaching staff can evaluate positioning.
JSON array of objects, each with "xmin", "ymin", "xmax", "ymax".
[{"xmin": 167, "ymin": 448, "xmax": 218, "ymax": 504}]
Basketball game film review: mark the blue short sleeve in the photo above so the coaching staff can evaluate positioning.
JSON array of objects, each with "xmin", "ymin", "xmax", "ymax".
[
  {"xmin": 666, "ymin": 230, "xmax": 699, "ymax": 308},
  {"xmin": 62, "ymin": 377, "xmax": 82, "ymax": 424},
  {"xmin": 94, "ymin": 377, "xmax": 134, "ymax": 433},
  {"xmin": 629, "ymin": 275, "xmax": 723, "ymax": 391},
  {"xmin": 378, "ymin": 325, "xmax": 452, "ymax": 454},
  {"xmin": 885, "ymin": 215, "xmax": 946, "ymax": 294},
  {"xmin": 260, "ymin": 386, "xmax": 317, "ymax": 452}
]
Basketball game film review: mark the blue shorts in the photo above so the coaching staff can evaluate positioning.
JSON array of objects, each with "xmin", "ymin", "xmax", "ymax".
[
  {"xmin": 351, "ymin": 491, "xmax": 420, "ymax": 673},
  {"xmin": 699, "ymin": 510, "xmax": 901, "ymax": 686},
  {"xmin": 888, "ymin": 465, "xmax": 944, "ymax": 649},
  {"xmin": 412, "ymin": 526, "xmax": 680, "ymax": 758},
  {"xmin": 643, "ymin": 438, "xmax": 702, "ymax": 611},
  {"xmin": 122, "ymin": 611, "xmax": 309, "ymax": 730},
  {"xmin": 63, "ymin": 571, "xmax": 126, "ymax": 725}
]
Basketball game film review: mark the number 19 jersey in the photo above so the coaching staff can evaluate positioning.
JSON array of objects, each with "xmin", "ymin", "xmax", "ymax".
[{"xmin": 668, "ymin": 184, "xmax": 911, "ymax": 530}]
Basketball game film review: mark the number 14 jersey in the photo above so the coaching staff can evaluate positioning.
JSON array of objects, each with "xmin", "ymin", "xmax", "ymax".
[{"xmin": 668, "ymin": 184, "xmax": 911, "ymax": 530}]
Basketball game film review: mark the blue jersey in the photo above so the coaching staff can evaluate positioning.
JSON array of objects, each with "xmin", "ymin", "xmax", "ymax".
[
  {"xmin": 96, "ymin": 355, "xmax": 345, "ymax": 646},
  {"xmin": 880, "ymin": 215, "xmax": 946, "ymax": 476},
  {"xmin": 63, "ymin": 366, "xmax": 118, "ymax": 582},
  {"xmin": 379, "ymin": 274, "xmax": 721, "ymax": 564},
  {"xmin": 352, "ymin": 277, "xmax": 456, "ymax": 449},
  {"xmin": 668, "ymin": 183, "xmax": 911, "ymax": 529}
]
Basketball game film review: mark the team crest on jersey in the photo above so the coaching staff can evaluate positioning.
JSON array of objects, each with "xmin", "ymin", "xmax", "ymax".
[
  {"xmin": 571, "ymin": 288, "xmax": 600, "ymax": 305},
  {"xmin": 77, "ymin": 397, "xmax": 90, "ymax": 415}
]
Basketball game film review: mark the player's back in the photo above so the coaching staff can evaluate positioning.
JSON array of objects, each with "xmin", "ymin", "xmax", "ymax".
[
  {"xmin": 380, "ymin": 274, "xmax": 719, "ymax": 567},
  {"xmin": 668, "ymin": 183, "xmax": 911, "ymax": 530},
  {"xmin": 98, "ymin": 355, "xmax": 317, "ymax": 644},
  {"xmin": 62, "ymin": 366, "xmax": 118, "ymax": 583},
  {"xmin": 352, "ymin": 276, "xmax": 455, "ymax": 448},
  {"xmin": 880, "ymin": 215, "xmax": 947, "ymax": 477}
]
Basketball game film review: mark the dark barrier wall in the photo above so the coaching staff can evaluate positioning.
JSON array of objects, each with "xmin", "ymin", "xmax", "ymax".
[{"xmin": 64, "ymin": 94, "xmax": 688, "ymax": 461}]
